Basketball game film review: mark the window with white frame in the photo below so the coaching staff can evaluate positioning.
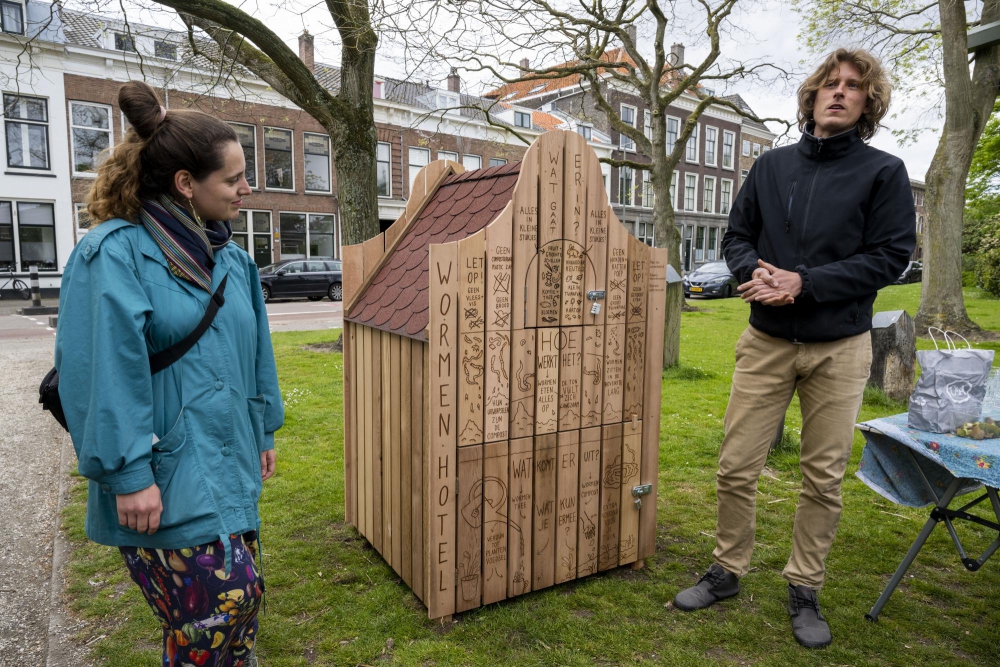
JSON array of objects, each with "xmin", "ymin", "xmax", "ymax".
[
  {"xmin": 435, "ymin": 92, "xmax": 459, "ymax": 111},
  {"xmin": 437, "ymin": 151, "xmax": 458, "ymax": 162},
  {"xmin": 1, "ymin": 200, "xmax": 57, "ymax": 271},
  {"xmin": 722, "ymin": 130, "xmax": 735, "ymax": 169},
  {"xmin": 762, "ymin": 145, "xmax": 770, "ymax": 153},
  {"xmin": 373, "ymin": 80, "xmax": 384, "ymax": 99},
  {"xmin": 642, "ymin": 170, "xmax": 653, "ymax": 209},
  {"xmin": 74, "ymin": 203, "xmax": 93, "ymax": 241},
  {"xmin": 489, "ymin": 157, "xmax": 507, "ymax": 167},
  {"xmin": 577, "ymin": 125, "xmax": 592, "ymax": 140},
  {"xmin": 705, "ymin": 127, "xmax": 718, "ymax": 167},
  {"xmin": 684, "ymin": 174, "xmax": 697, "ymax": 211},
  {"xmin": 602, "ymin": 164, "xmax": 611, "ymax": 198},
  {"xmin": 686, "ymin": 123, "xmax": 699, "ymax": 163},
  {"xmin": 666, "ymin": 117, "xmax": 679, "ymax": 154},
  {"xmin": 703, "ymin": 176, "xmax": 716, "ymax": 214},
  {"xmin": 636, "ymin": 221, "xmax": 654, "ymax": 246},
  {"xmin": 708, "ymin": 227, "xmax": 718, "ymax": 261},
  {"xmin": 3, "ymin": 94, "xmax": 49, "ymax": 170},
  {"xmin": 113, "ymin": 32, "xmax": 136, "ymax": 52},
  {"xmin": 619, "ymin": 166, "xmax": 634, "ymax": 206},
  {"xmin": 232, "ymin": 210, "xmax": 273, "ymax": 267},
  {"xmin": 695, "ymin": 225, "xmax": 705, "ymax": 262},
  {"xmin": 304, "ymin": 133, "xmax": 331, "ymax": 193},
  {"xmin": 279, "ymin": 211, "xmax": 340, "ymax": 260},
  {"xmin": 69, "ymin": 102, "xmax": 112, "ymax": 176},
  {"xmin": 752, "ymin": 142, "xmax": 760, "ymax": 158},
  {"xmin": 720, "ymin": 179, "xmax": 733, "ymax": 215},
  {"xmin": 620, "ymin": 104, "xmax": 636, "ymax": 151},
  {"xmin": 463, "ymin": 154, "xmax": 481, "ymax": 170},
  {"xmin": 408, "ymin": 147, "xmax": 430, "ymax": 188},
  {"xmin": 514, "ymin": 111, "xmax": 532, "ymax": 128},
  {"xmin": 229, "ymin": 123, "xmax": 257, "ymax": 188},
  {"xmin": 377, "ymin": 142, "xmax": 391, "ymax": 197},
  {"xmin": 1, "ymin": 1, "xmax": 24, "ymax": 34},
  {"xmin": 263, "ymin": 127, "xmax": 293, "ymax": 190},
  {"xmin": 742, "ymin": 139, "xmax": 751, "ymax": 156},
  {"xmin": 670, "ymin": 172, "xmax": 677, "ymax": 209},
  {"xmin": 154, "ymin": 39, "xmax": 177, "ymax": 60},
  {"xmin": 644, "ymin": 110, "xmax": 651, "ymax": 141}
]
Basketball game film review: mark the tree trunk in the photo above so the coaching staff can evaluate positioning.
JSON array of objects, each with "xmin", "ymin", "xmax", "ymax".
[
  {"xmin": 917, "ymin": 130, "xmax": 977, "ymax": 332},
  {"xmin": 915, "ymin": 0, "xmax": 1000, "ymax": 333},
  {"xmin": 332, "ymin": 15, "xmax": 381, "ymax": 246},
  {"xmin": 650, "ymin": 126, "xmax": 682, "ymax": 368}
]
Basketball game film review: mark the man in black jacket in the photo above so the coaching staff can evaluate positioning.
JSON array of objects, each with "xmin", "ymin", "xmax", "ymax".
[{"xmin": 673, "ymin": 49, "xmax": 916, "ymax": 649}]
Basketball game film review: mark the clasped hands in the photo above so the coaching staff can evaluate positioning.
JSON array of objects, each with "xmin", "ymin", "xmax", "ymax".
[{"xmin": 737, "ymin": 259, "xmax": 802, "ymax": 306}]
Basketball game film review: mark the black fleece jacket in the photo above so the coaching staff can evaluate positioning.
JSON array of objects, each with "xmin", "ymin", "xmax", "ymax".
[{"xmin": 721, "ymin": 124, "xmax": 917, "ymax": 343}]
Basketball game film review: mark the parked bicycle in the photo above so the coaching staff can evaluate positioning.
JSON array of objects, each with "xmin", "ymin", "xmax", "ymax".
[{"xmin": 0, "ymin": 267, "xmax": 30, "ymax": 300}]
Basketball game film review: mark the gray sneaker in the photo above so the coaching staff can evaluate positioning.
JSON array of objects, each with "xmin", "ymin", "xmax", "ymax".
[
  {"xmin": 673, "ymin": 563, "xmax": 740, "ymax": 611},
  {"xmin": 787, "ymin": 584, "xmax": 831, "ymax": 648}
]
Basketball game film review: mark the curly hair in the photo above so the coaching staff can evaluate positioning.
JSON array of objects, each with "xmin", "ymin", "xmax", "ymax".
[
  {"xmin": 86, "ymin": 81, "xmax": 237, "ymax": 223},
  {"xmin": 797, "ymin": 48, "xmax": 891, "ymax": 142}
]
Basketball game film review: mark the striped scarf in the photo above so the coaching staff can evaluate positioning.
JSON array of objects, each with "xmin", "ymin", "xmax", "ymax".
[{"xmin": 139, "ymin": 195, "xmax": 233, "ymax": 293}]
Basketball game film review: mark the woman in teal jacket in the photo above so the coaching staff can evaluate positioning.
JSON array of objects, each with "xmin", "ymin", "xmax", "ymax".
[{"xmin": 55, "ymin": 81, "xmax": 283, "ymax": 663}]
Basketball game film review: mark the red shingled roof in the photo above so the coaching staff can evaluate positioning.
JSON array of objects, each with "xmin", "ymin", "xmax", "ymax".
[{"xmin": 346, "ymin": 161, "xmax": 521, "ymax": 340}]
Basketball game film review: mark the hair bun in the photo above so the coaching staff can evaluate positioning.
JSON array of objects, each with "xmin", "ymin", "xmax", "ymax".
[{"xmin": 118, "ymin": 81, "xmax": 165, "ymax": 140}]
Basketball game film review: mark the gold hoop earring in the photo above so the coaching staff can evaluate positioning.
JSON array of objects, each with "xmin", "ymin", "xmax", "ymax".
[{"xmin": 188, "ymin": 198, "xmax": 204, "ymax": 227}]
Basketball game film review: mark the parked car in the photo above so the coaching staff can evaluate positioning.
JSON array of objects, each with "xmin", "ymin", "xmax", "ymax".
[
  {"xmin": 683, "ymin": 261, "xmax": 740, "ymax": 298},
  {"xmin": 894, "ymin": 260, "xmax": 922, "ymax": 285},
  {"xmin": 258, "ymin": 258, "xmax": 343, "ymax": 302}
]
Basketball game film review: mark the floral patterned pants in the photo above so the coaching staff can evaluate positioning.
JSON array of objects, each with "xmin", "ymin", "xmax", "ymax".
[{"xmin": 120, "ymin": 532, "xmax": 263, "ymax": 666}]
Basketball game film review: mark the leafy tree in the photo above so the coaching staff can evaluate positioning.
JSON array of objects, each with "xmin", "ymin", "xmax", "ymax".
[{"xmin": 796, "ymin": 0, "xmax": 1000, "ymax": 332}]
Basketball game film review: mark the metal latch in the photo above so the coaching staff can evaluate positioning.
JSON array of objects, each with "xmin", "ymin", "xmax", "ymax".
[
  {"xmin": 588, "ymin": 290, "xmax": 605, "ymax": 315},
  {"xmin": 632, "ymin": 483, "xmax": 652, "ymax": 510}
]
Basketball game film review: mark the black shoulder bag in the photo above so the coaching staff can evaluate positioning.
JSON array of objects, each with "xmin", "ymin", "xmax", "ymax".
[{"xmin": 39, "ymin": 275, "xmax": 228, "ymax": 432}]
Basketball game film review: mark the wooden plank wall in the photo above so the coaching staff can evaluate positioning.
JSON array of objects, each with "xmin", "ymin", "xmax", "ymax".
[{"xmin": 341, "ymin": 131, "xmax": 670, "ymax": 621}]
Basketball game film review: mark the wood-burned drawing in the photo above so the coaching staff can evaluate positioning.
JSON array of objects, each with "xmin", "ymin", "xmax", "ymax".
[
  {"xmin": 624, "ymin": 323, "xmax": 645, "ymax": 419},
  {"xmin": 460, "ymin": 334, "xmax": 485, "ymax": 445},
  {"xmin": 460, "ymin": 549, "xmax": 481, "ymax": 602}
]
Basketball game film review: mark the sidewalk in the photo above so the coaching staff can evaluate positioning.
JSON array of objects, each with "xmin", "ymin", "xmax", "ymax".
[
  {"xmin": 0, "ymin": 334, "xmax": 89, "ymax": 665},
  {"xmin": 0, "ymin": 298, "xmax": 60, "ymax": 317}
]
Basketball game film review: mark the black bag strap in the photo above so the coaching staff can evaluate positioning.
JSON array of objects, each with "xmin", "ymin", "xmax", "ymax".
[{"xmin": 148, "ymin": 274, "xmax": 228, "ymax": 375}]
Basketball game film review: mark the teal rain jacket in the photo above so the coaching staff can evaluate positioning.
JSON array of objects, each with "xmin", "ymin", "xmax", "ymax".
[{"xmin": 55, "ymin": 218, "xmax": 284, "ymax": 558}]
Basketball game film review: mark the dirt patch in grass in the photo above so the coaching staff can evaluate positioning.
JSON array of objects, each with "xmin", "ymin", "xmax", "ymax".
[{"xmin": 300, "ymin": 334, "xmax": 343, "ymax": 353}]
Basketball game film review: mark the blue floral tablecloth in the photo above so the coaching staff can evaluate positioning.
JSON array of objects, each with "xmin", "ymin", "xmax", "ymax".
[{"xmin": 856, "ymin": 412, "xmax": 999, "ymax": 508}]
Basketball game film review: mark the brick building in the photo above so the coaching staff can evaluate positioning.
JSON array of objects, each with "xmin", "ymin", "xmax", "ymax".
[
  {"xmin": 487, "ymin": 45, "xmax": 776, "ymax": 272},
  {"xmin": 1, "ymin": 2, "xmax": 610, "ymax": 294}
]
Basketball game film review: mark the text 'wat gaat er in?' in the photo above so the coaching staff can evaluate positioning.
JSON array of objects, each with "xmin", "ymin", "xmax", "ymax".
[{"xmin": 341, "ymin": 129, "xmax": 668, "ymax": 619}]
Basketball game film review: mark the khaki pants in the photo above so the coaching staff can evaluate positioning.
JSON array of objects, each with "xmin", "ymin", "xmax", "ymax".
[{"xmin": 713, "ymin": 325, "xmax": 872, "ymax": 589}]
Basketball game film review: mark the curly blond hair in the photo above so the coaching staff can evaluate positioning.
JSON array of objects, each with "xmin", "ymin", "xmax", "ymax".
[{"xmin": 797, "ymin": 48, "xmax": 891, "ymax": 142}]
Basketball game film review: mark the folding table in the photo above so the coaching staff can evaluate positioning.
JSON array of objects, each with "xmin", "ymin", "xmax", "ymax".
[{"xmin": 855, "ymin": 412, "xmax": 1000, "ymax": 621}]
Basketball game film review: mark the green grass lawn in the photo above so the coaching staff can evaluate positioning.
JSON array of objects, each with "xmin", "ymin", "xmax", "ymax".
[{"xmin": 63, "ymin": 283, "xmax": 1000, "ymax": 666}]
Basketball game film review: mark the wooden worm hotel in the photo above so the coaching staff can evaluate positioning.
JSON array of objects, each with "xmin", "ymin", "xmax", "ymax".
[{"xmin": 342, "ymin": 130, "xmax": 668, "ymax": 619}]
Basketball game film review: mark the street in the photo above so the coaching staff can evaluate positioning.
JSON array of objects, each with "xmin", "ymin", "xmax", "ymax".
[{"xmin": 0, "ymin": 296, "xmax": 344, "ymax": 341}]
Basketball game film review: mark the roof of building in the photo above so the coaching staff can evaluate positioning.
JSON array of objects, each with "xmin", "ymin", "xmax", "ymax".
[
  {"xmin": 719, "ymin": 93, "xmax": 770, "ymax": 133},
  {"xmin": 485, "ymin": 48, "xmax": 689, "ymax": 103},
  {"xmin": 346, "ymin": 161, "xmax": 521, "ymax": 339},
  {"xmin": 56, "ymin": 7, "xmax": 564, "ymax": 135}
]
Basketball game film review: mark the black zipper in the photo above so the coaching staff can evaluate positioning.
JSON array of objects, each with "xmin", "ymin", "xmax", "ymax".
[
  {"xmin": 793, "ymin": 138, "xmax": 824, "ymax": 343},
  {"xmin": 784, "ymin": 180, "xmax": 797, "ymax": 233}
]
